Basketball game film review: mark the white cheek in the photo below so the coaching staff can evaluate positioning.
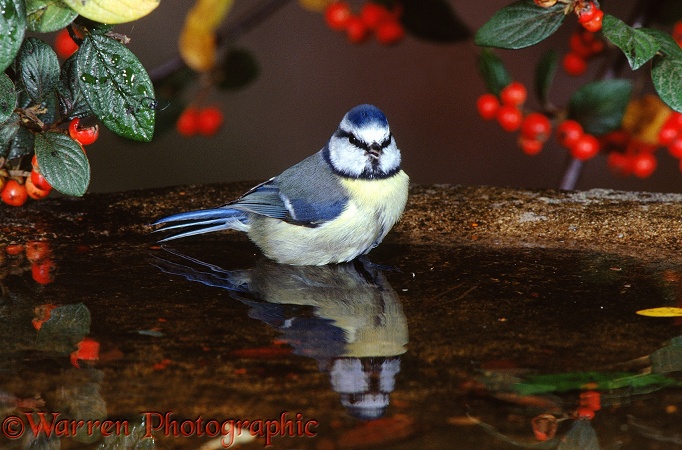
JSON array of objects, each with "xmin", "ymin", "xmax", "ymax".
[{"xmin": 330, "ymin": 140, "xmax": 366, "ymax": 176}]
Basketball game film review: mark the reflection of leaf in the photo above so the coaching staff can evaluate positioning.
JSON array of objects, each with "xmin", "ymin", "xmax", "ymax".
[
  {"xmin": 35, "ymin": 303, "xmax": 91, "ymax": 353},
  {"xmin": 513, "ymin": 371, "xmax": 681, "ymax": 395},
  {"xmin": 636, "ymin": 307, "xmax": 682, "ymax": 317},
  {"xmin": 650, "ymin": 336, "xmax": 682, "ymax": 374}
]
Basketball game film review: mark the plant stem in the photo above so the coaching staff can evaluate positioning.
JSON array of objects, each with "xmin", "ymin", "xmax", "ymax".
[{"xmin": 148, "ymin": 0, "xmax": 294, "ymax": 83}]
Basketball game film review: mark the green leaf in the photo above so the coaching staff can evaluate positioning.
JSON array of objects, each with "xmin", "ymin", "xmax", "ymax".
[
  {"xmin": 0, "ymin": 0, "xmax": 27, "ymax": 73},
  {"xmin": 16, "ymin": 37, "xmax": 60, "ymax": 103},
  {"xmin": 218, "ymin": 48, "xmax": 260, "ymax": 91},
  {"xmin": 568, "ymin": 79, "xmax": 632, "ymax": 135},
  {"xmin": 601, "ymin": 15, "xmax": 659, "ymax": 70},
  {"xmin": 58, "ymin": 55, "xmax": 93, "ymax": 119},
  {"xmin": 7, "ymin": 127, "xmax": 34, "ymax": 161},
  {"xmin": 0, "ymin": 74, "xmax": 17, "ymax": 123},
  {"xmin": 534, "ymin": 49, "xmax": 559, "ymax": 107},
  {"xmin": 0, "ymin": 113, "xmax": 20, "ymax": 159},
  {"xmin": 34, "ymin": 132, "xmax": 90, "ymax": 196},
  {"xmin": 475, "ymin": 0, "xmax": 566, "ymax": 50},
  {"xmin": 477, "ymin": 48, "xmax": 512, "ymax": 97},
  {"xmin": 77, "ymin": 34, "xmax": 155, "ymax": 142},
  {"xmin": 26, "ymin": 0, "xmax": 78, "ymax": 32},
  {"xmin": 400, "ymin": 0, "xmax": 471, "ymax": 43},
  {"xmin": 642, "ymin": 29, "xmax": 682, "ymax": 113}
]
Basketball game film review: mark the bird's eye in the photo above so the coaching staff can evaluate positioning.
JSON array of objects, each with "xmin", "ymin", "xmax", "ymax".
[{"xmin": 348, "ymin": 135, "xmax": 362, "ymax": 147}]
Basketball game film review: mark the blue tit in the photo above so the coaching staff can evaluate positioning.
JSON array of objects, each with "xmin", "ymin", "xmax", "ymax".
[{"xmin": 153, "ymin": 104, "xmax": 409, "ymax": 265}]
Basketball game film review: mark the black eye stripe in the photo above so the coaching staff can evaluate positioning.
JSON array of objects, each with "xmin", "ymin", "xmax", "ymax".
[{"xmin": 335, "ymin": 130, "xmax": 392, "ymax": 150}]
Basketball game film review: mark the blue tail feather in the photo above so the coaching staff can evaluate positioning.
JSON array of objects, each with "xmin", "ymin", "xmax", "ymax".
[{"xmin": 153, "ymin": 207, "xmax": 249, "ymax": 241}]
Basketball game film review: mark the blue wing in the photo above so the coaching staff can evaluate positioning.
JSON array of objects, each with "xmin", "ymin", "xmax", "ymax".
[{"xmin": 154, "ymin": 150, "xmax": 349, "ymax": 241}]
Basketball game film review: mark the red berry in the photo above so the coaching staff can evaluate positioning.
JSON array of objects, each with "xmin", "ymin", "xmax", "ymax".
[
  {"xmin": 345, "ymin": 15, "xmax": 369, "ymax": 44},
  {"xmin": 176, "ymin": 107, "xmax": 199, "ymax": 137},
  {"xmin": 518, "ymin": 136, "xmax": 543, "ymax": 155},
  {"xmin": 69, "ymin": 118, "xmax": 99, "ymax": 145},
  {"xmin": 25, "ymin": 241, "xmax": 52, "ymax": 263},
  {"xmin": 360, "ymin": 3, "xmax": 390, "ymax": 30},
  {"xmin": 500, "ymin": 81, "xmax": 527, "ymax": 106},
  {"xmin": 197, "ymin": 106, "xmax": 224, "ymax": 136},
  {"xmin": 375, "ymin": 20, "xmax": 405, "ymax": 45},
  {"xmin": 669, "ymin": 138, "xmax": 682, "ymax": 159},
  {"xmin": 576, "ymin": 1, "xmax": 598, "ymax": 24},
  {"xmin": 496, "ymin": 105, "xmax": 523, "ymax": 132},
  {"xmin": 607, "ymin": 152, "xmax": 632, "ymax": 177},
  {"xmin": 659, "ymin": 123, "xmax": 679, "ymax": 146},
  {"xmin": 476, "ymin": 93, "xmax": 500, "ymax": 120},
  {"xmin": 54, "ymin": 28, "xmax": 79, "ymax": 59},
  {"xmin": 632, "ymin": 152, "xmax": 657, "ymax": 178},
  {"xmin": 582, "ymin": 9, "xmax": 604, "ymax": 32},
  {"xmin": 673, "ymin": 21, "xmax": 682, "ymax": 47},
  {"xmin": 325, "ymin": 1, "xmax": 352, "ymax": 31},
  {"xmin": 32, "ymin": 259, "xmax": 55, "ymax": 285},
  {"xmin": 521, "ymin": 112, "xmax": 552, "ymax": 141},
  {"xmin": 562, "ymin": 52, "xmax": 588, "ymax": 76},
  {"xmin": 30, "ymin": 169, "xmax": 52, "ymax": 192},
  {"xmin": 569, "ymin": 32, "xmax": 593, "ymax": 58},
  {"xmin": 556, "ymin": 120, "xmax": 584, "ymax": 148},
  {"xmin": 570, "ymin": 133, "xmax": 600, "ymax": 160},
  {"xmin": 26, "ymin": 174, "xmax": 51, "ymax": 200},
  {"xmin": 1, "ymin": 179, "xmax": 28, "ymax": 207}
]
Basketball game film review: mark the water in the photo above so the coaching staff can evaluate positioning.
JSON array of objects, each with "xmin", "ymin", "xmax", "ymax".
[{"xmin": 0, "ymin": 235, "xmax": 680, "ymax": 449}]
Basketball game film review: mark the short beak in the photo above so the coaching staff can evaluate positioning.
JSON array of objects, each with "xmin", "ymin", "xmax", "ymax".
[{"xmin": 367, "ymin": 142, "xmax": 382, "ymax": 159}]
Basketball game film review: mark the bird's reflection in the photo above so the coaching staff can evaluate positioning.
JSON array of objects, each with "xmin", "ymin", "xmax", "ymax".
[{"xmin": 153, "ymin": 249, "xmax": 408, "ymax": 421}]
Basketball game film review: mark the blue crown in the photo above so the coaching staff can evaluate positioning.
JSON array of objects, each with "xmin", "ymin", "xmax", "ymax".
[{"xmin": 346, "ymin": 104, "xmax": 388, "ymax": 128}]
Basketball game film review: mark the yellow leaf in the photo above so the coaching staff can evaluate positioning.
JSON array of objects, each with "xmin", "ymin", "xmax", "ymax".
[
  {"xmin": 62, "ymin": 0, "xmax": 159, "ymax": 24},
  {"xmin": 621, "ymin": 95, "xmax": 672, "ymax": 145},
  {"xmin": 179, "ymin": 0, "xmax": 234, "ymax": 72},
  {"xmin": 298, "ymin": 0, "xmax": 334, "ymax": 12},
  {"xmin": 636, "ymin": 307, "xmax": 682, "ymax": 317}
]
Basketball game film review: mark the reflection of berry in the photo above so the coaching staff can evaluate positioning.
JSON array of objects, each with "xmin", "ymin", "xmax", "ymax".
[
  {"xmin": 32, "ymin": 259, "xmax": 55, "ymax": 285},
  {"xmin": 476, "ymin": 94, "xmax": 500, "ymax": 120},
  {"xmin": 1, "ymin": 179, "xmax": 28, "ymax": 207},
  {"xmin": 496, "ymin": 105, "xmax": 523, "ymax": 132},
  {"xmin": 54, "ymin": 28, "xmax": 79, "ymax": 59}
]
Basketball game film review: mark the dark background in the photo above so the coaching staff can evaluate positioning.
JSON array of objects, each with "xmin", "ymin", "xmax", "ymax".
[{"xmin": 83, "ymin": 0, "xmax": 682, "ymax": 194}]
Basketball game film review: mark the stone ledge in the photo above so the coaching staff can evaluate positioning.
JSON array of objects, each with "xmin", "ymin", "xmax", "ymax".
[{"xmin": 3, "ymin": 183, "xmax": 682, "ymax": 261}]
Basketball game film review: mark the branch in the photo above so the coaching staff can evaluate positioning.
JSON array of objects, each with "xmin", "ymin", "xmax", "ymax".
[{"xmin": 149, "ymin": 0, "xmax": 294, "ymax": 83}]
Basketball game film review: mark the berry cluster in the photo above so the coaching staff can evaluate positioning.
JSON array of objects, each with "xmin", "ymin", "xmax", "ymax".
[
  {"xmin": 477, "ymin": 81, "xmax": 553, "ymax": 155},
  {"xmin": 563, "ymin": 29, "xmax": 604, "ymax": 76},
  {"xmin": 1, "ymin": 241, "xmax": 54, "ymax": 286},
  {"xmin": 556, "ymin": 120, "xmax": 600, "ymax": 161},
  {"xmin": 1, "ymin": 118, "xmax": 97, "ymax": 207},
  {"xmin": 603, "ymin": 131, "xmax": 657, "ymax": 179},
  {"xmin": 324, "ymin": 1, "xmax": 404, "ymax": 45},
  {"xmin": 176, "ymin": 106, "xmax": 224, "ymax": 137}
]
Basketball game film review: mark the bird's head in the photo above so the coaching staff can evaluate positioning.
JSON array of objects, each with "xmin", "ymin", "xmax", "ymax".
[{"xmin": 325, "ymin": 104, "xmax": 401, "ymax": 179}]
